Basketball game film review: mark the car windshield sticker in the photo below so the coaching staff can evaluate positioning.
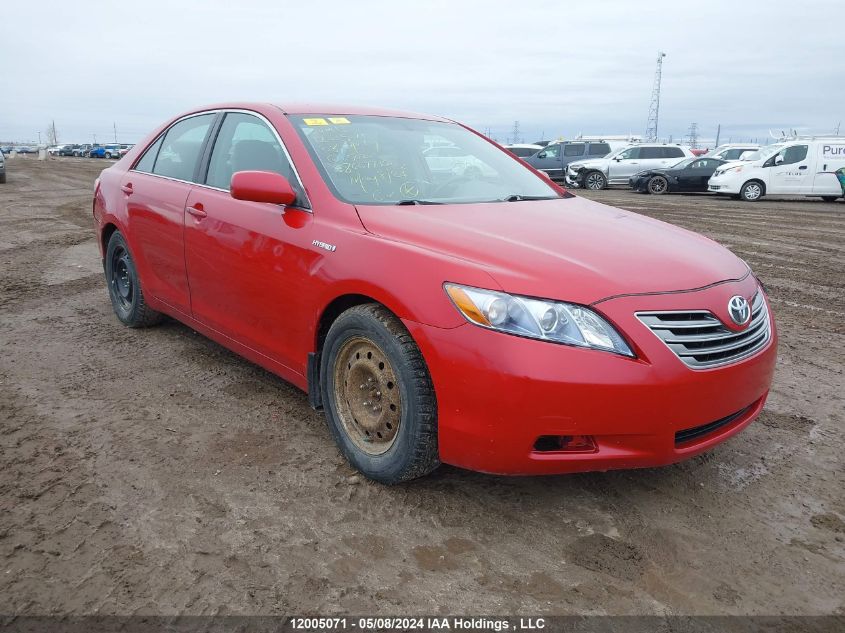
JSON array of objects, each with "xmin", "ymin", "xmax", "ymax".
[
  {"xmin": 328, "ymin": 117, "xmax": 350, "ymax": 125},
  {"xmin": 303, "ymin": 118, "xmax": 329, "ymax": 126}
]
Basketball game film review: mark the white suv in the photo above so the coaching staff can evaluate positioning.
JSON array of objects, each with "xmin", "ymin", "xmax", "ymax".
[
  {"xmin": 566, "ymin": 144, "xmax": 695, "ymax": 189},
  {"xmin": 708, "ymin": 138, "xmax": 845, "ymax": 202},
  {"xmin": 706, "ymin": 144, "xmax": 759, "ymax": 161}
]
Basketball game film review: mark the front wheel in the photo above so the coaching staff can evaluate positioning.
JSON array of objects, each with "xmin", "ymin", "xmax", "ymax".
[
  {"xmin": 321, "ymin": 304, "xmax": 439, "ymax": 484},
  {"xmin": 584, "ymin": 171, "xmax": 607, "ymax": 190},
  {"xmin": 739, "ymin": 180, "xmax": 764, "ymax": 202},
  {"xmin": 647, "ymin": 175, "xmax": 669, "ymax": 195},
  {"xmin": 821, "ymin": 196, "xmax": 839, "ymax": 203},
  {"xmin": 104, "ymin": 231, "xmax": 163, "ymax": 327}
]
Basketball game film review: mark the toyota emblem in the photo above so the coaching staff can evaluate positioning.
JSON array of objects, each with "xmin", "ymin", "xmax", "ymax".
[{"xmin": 728, "ymin": 295, "xmax": 751, "ymax": 326}]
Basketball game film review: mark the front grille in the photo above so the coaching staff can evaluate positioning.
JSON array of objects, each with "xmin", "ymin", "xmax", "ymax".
[
  {"xmin": 637, "ymin": 292, "xmax": 771, "ymax": 369},
  {"xmin": 675, "ymin": 405, "xmax": 753, "ymax": 445}
]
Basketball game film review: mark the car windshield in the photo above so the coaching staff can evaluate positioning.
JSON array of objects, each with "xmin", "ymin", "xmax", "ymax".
[
  {"xmin": 289, "ymin": 115, "xmax": 560, "ymax": 205},
  {"xmin": 744, "ymin": 144, "xmax": 784, "ymax": 161}
]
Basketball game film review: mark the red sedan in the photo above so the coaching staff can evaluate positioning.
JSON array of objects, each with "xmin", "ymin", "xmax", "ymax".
[{"xmin": 93, "ymin": 103, "xmax": 777, "ymax": 483}]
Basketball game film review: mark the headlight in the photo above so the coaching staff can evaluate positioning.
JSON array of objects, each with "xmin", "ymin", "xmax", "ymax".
[
  {"xmin": 718, "ymin": 165, "xmax": 743, "ymax": 176},
  {"xmin": 444, "ymin": 284, "xmax": 634, "ymax": 356}
]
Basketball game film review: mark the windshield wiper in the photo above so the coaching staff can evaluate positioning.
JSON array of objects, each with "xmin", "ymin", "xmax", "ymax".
[
  {"xmin": 395, "ymin": 199, "xmax": 444, "ymax": 205},
  {"xmin": 501, "ymin": 194, "xmax": 560, "ymax": 202}
]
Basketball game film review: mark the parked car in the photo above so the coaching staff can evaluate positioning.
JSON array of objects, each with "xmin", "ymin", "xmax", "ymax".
[
  {"xmin": 708, "ymin": 137, "xmax": 845, "ymax": 202},
  {"xmin": 0, "ymin": 150, "xmax": 5, "ymax": 183},
  {"xmin": 47, "ymin": 145, "xmax": 62, "ymax": 156},
  {"xmin": 93, "ymin": 103, "xmax": 776, "ymax": 484},
  {"xmin": 103, "ymin": 144, "xmax": 123, "ymax": 159},
  {"xmin": 1, "ymin": 146, "xmax": 13, "ymax": 154},
  {"xmin": 504, "ymin": 143, "xmax": 543, "ymax": 158},
  {"xmin": 15, "ymin": 146, "xmax": 33, "ymax": 154},
  {"xmin": 525, "ymin": 140, "xmax": 612, "ymax": 181},
  {"xmin": 87, "ymin": 145, "xmax": 106, "ymax": 158},
  {"xmin": 629, "ymin": 157, "xmax": 727, "ymax": 194},
  {"xmin": 118, "ymin": 144, "xmax": 134, "ymax": 158},
  {"xmin": 706, "ymin": 144, "xmax": 759, "ymax": 161},
  {"xmin": 58, "ymin": 144, "xmax": 80, "ymax": 157},
  {"xmin": 566, "ymin": 144, "xmax": 696, "ymax": 189}
]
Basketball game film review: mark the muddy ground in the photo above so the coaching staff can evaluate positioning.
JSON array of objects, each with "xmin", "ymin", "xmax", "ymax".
[{"xmin": 0, "ymin": 156, "xmax": 843, "ymax": 616}]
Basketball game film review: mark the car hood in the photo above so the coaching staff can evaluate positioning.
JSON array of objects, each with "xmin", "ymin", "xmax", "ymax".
[{"xmin": 355, "ymin": 196, "xmax": 749, "ymax": 305}]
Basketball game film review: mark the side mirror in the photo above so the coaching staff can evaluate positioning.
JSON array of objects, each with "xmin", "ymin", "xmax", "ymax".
[
  {"xmin": 614, "ymin": 157, "xmax": 622, "ymax": 162},
  {"xmin": 230, "ymin": 171, "xmax": 297, "ymax": 206},
  {"xmin": 537, "ymin": 152, "xmax": 547, "ymax": 159},
  {"xmin": 774, "ymin": 154, "xmax": 785, "ymax": 165}
]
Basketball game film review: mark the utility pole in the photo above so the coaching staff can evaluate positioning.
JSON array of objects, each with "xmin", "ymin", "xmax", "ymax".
[
  {"xmin": 714, "ymin": 124, "xmax": 721, "ymax": 148},
  {"xmin": 113, "ymin": 122, "xmax": 118, "ymax": 143},
  {"xmin": 510, "ymin": 120, "xmax": 521, "ymax": 145},
  {"xmin": 645, "ymin": 51, "xmax": 666, "ymax": 142},
  {"xmin": 687, "ymin": 122, "xmax": 699, "ymax": 149},
  {"xmin": 836, "ymin": 121, "xmax": 841, "ymax": 135}
]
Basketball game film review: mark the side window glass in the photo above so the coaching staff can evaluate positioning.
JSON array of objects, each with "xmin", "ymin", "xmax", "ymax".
[
  {"xmin": 134, "ymin": 136, "xmax": 163, "ymax": 173},
  {"xmin": 639, "ymin": 147, "xmax": 661, "ymax": 159},
  {"xmin": 781, "ymin": 145, "xmax": 808, "ymax": 165},
  {"xmin": 589, "ymin": 143, "xmax": 610, "ymax": 156},
  {"xmin": 618, "ymin": 147, "xmax": 639, "ymax": 160},
  {"xmin": 541, "ymin": 144, "xmax": 560, "ymax": 159},
  {"xmin": 205, "ymin": 112, "xmax": 302, "ymax": 200},
  {"xmin": 153, "ymin": 114, "xmax": 215, "ymax": 181},
  {"xmin": 665, "ymin": 147, "xmax": 685, "ymax": 158},
  {"xmin": 563, "ymin": 143, "xmax": 585, "ymax": 157}
]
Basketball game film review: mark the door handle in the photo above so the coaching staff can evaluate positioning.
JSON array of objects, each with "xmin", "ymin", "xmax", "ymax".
[
  {"xmin": 186, "ymin": 204, "xmax": 207, "ymax": 219},
  {"xmin": 120, "ymin": 183, "xmax": 133, "ymax": 195},
  {"xmin": 798, "ymin": 165, "xmax": 807, "ymax": 170}
]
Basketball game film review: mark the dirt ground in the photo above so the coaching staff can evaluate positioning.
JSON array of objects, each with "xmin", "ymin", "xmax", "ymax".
[{"xmin": 1, "ymin": 156, "xmax": 843, "ymax": 616}]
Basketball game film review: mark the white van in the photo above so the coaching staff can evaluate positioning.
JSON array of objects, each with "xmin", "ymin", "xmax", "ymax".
[{"xmin": 708, "ymin": 138, "xmax": 845, "ymax": 201}]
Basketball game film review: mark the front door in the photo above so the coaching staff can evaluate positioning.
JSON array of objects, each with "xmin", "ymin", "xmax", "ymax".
[
  {"xmin": 183, "ymin": 111, "xmax": 315, "ymax": 371},
  {"xmin": 768, "ymin": 144, "xmax": 810, "ymax": 194},
  {"xmin": 528, "ymin": 143, "xmax": 564, "ymax": 178}
]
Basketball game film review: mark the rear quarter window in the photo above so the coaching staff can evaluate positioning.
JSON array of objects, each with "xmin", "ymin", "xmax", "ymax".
[
  {"xmin": 663, "ymin": 147, "xmax": 686, "ymax": 158},
  {"xmin": 588, "ymin": 143, "xmax": 610, "ymax": 156},
  {"xmin": 134, "ymin": 136, "xmax": 163, "ymax": 173}
]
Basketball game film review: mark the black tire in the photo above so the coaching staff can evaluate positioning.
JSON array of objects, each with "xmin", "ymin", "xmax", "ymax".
[
  {"xmin": 647, "ymin": 175, "xmax": 669, "ymax": 195},
  {"xmin": 0, "ymin": 174, "xmax": 6, "ymax": 184},
  {"xmin": 105, "ymin": 152, "xmax": 112, "ymax": 159},
  {"xmin": 821, "ymin": 196, "xmax": 839, "ymax": 203},
  {"xmin": 739, "ymin": 180, "xmax": 764, "ymax": 202},
  {"xmin": 104, "ymin": 231, "xmax": 163, "ymax": 327},
  {"xmin": 320, "ymin": 304, "xmax": 439, "ymax": 484},
  {"xmin": 584, "ymin": 170, "xmax": 607, "ymax": 190}
]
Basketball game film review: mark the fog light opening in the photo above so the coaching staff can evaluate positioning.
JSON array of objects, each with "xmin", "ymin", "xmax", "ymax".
[{"xmin": 533, "ymin": 434, "xmax": 597, "ymax": 453}]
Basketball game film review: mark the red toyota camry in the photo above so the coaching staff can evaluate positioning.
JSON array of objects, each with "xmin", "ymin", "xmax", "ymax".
[{"xmin": 93, "ymin": 103, "xmax": 777, "ymax": 483}]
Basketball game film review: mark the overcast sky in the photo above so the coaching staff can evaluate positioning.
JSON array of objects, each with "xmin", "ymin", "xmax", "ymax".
[{"xmin": 2, "ymin": 0, "xmax": 843, "ymax": 146}]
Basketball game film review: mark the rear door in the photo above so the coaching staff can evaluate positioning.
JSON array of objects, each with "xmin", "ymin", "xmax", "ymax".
[
  {"xmin": 812, "ymin": 143, "xmax": 845, "ymax": 196},
  {"xmin": 560, "ymin": 143, "xmax": 586, "ymax": 172},
  {"xmin": 183, "ymin": 111, "xmax": 315, "ymax": 370},
  {"xmin": 768, "ymin": 144, "xmax": 810, "ymax": 194},
  {"xmin": 120, "ymin": 112, "xmax": 216, "ymax": 315},
  {"xmin": 683, "ymin": 158, "xmax": 722, "ymax": 190}
]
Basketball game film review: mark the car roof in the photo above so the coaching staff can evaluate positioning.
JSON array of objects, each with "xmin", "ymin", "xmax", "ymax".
[{"xmin": 176, "ymin": 102, "xmax": 451, "ymax": 123}]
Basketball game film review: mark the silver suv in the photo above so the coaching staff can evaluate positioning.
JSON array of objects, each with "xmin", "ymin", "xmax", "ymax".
[{"xmin": 566, "ymin": 144, "xmax": 695, "ymax": 189}]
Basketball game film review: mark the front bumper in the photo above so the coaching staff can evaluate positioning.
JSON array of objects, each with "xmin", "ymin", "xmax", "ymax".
[
  {"xmin": 403, "ymin": 276, "xmax": 777, "ymax": 475},
  {"xmin": 707, "ymin": 174, "xmax": 742, "ymax": 194}
]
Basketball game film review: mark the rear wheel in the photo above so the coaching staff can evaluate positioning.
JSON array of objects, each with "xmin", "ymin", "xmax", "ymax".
[
  {"xmin": 584, "ymin": 171, "xmax": 607, "ymax": 190},
  {"xmin": 105, "ymin": 231, "xmax": 163, "ymax": 327},
  {"xmin": 321, "ymin": 304, "xmax": 438, "ymax": 484},
  {"xmin": 647, "ymin": 175, "xmax": 669, "ymax": 195},
  {"xmin": 739, "ymin": 180, "xmax": 764, "ymax": 202}
]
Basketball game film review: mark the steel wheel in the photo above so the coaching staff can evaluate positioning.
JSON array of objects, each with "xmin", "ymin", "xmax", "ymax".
[
  {"xmin": 585, "ymin": 171, "xmax": 606, "ymax": 190},
  {"xmin": 109, "ymin": 244, "xmax": 134, "ymax": 312},
  {"xmin": 332, "ymin": 336, "xmax": 402, "ymax": 455},
  {"xmin": 648, "ymin": 175, "xmax": 668, "ymax": 194}
]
